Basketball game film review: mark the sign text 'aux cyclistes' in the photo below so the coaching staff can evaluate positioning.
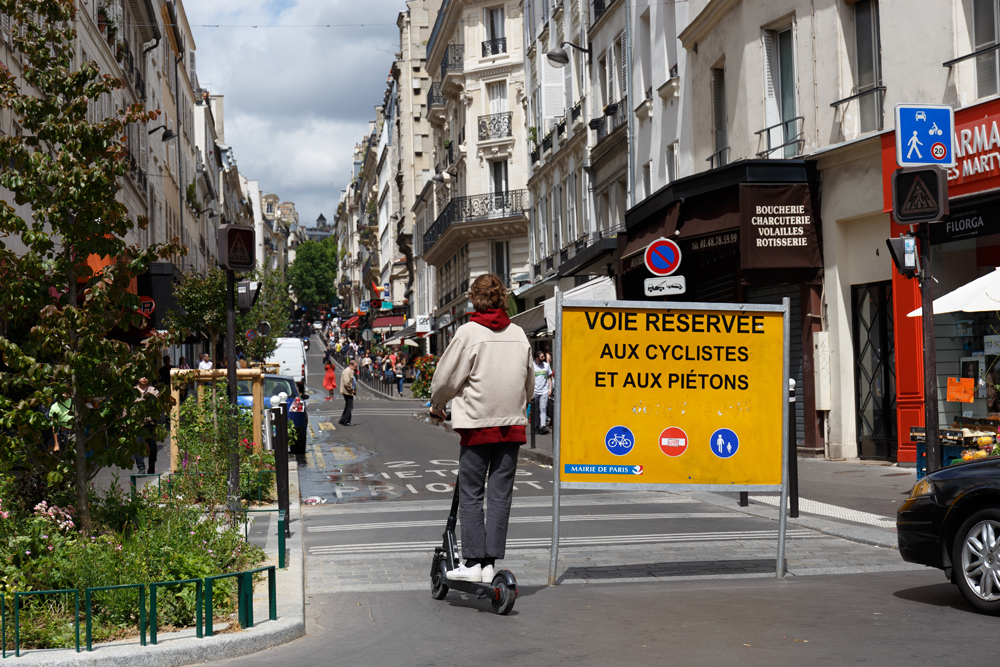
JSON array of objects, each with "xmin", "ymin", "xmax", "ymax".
[{"xmin": 557, "ymin": 301, "xmax": 788, "ymax": 489}]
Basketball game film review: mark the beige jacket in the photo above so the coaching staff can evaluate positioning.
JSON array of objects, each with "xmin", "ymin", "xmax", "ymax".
[
  {"xmin": 341, "ymin": 367, "xmax": 356, "ymax": 396},
  {"xmin": 431, "ymin": 320, "xmax": 534, "ymax": 429}
]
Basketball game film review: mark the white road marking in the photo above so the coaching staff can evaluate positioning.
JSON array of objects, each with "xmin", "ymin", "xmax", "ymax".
[
  {"xmin": 308, "ymin": 530, "xmax": 820, "ymax": 556},
  {"xmin": 406, "ymin": 484, "xmax": 419, "ymax": 494},
  {"xmin": 308, "ymin": 512, "xmax": 747, "ymax": 532},
  {"xmin": 749, "ymin": 495, "xmax": 896, "ymax": 529},
  {"xmin": 302, "ymin": 493, "xmax": 700, "ymax": 516}
]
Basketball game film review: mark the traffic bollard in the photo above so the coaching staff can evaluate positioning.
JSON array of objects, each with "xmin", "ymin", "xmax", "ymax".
[
  {"xmin": 271, "ymin": 404, "xmax": 290, "ymax": 537},
  {"xmin": 788, "ymin": 378, "xmax": 799, "ymax": 518}
]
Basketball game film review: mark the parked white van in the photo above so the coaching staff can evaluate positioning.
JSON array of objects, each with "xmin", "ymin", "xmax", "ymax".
[{"xmin": 267, "ymin": 337, "xmax": 308, "ymax": 393}]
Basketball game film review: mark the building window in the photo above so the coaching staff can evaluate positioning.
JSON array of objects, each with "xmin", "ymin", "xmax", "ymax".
[
  {"xmin": 763, "ymin": 27, "xmax": 797, "ymax": 158},
  {"xmin": 488, "ymin": 81, "xmax": 508, "ymax": 113},
  {"xmin": 666, "ymin": 142, "xmax": 677, "ymax": 183},
  {"xmin": 641, "ymin": 162, "xmax": 651, "ymax": 199},
  {"xmin": 974, "ymin": 0, "xmax": 999, "ymax": 99},
  {"xmin": 854, "ymin": 0, "xmax": 883, "ymax": 133},
  {"xmin": 712, "ymin": 66, "xmax": 728, "ymax": 167},
  {"xmin": 566, "ymin": 172, "xmax": 577, "ymax": 240},
  {"xmin": 492, "ymin": 240, "xmax": 510, "ymax": 283},
  {"xmin": 490, "ymin": 159, "xmax": 509, "ymax": 194},
  {"xmin": 484, "ymin": 6, "xmax": 506, "ymax": 56}
]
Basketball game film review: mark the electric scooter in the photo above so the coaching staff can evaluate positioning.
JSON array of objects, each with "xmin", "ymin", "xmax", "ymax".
[{"xmin": 430, "ymin": 475, "xmax": 518, "ymax": 615}]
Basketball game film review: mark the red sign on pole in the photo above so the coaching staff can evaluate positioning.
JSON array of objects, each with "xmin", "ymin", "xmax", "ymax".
[{"xmin": 644, "ymin": 238, "xmax": 682, "ymax": 276}]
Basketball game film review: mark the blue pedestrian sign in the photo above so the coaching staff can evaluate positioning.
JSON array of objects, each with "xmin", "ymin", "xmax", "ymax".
[
  {"xmin": 710, "ymin": 428, "xmax": 739, "ymax": 459},
  {"xmin": 895, "ymin": 104, "xmax": 955, "ymax": 168},
  {"xmin": 604, "ymin": 425, "xmax": 635, "ymax": 456}
]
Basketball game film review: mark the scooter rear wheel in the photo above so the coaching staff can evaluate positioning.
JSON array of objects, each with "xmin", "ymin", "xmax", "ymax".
[
  {"xmin": 490, "ymin": 577, "xmax": 515, "ymax": 615},
  {"xmin": 431, "ymin": 571, "xmax": 449, "ymax": 600}
]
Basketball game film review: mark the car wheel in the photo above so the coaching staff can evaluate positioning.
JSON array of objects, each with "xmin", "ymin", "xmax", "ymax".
[{"xmin": 953, "ymin": 508, "xmax": 1000, "ymax": 614}]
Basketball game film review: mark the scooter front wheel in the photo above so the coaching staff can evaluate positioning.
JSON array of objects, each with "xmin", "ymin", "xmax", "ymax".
[
  {"xmin": 431, "ymin": 569, "xmax": 449, "ymax": 600},
  {"xmin": 490, "ymin": 577, "xmax": 515, "ymax": 615}
]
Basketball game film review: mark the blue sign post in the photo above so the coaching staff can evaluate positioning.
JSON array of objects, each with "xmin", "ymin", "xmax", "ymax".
[{"xmin": 895, "ymin": 104, "xmax": 955, "ymax": 168}]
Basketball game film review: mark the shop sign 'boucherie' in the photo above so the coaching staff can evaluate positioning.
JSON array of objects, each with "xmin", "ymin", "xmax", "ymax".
[{"xmin": 739, "ymin": 184, "xmax": 821, "ymax": 269}]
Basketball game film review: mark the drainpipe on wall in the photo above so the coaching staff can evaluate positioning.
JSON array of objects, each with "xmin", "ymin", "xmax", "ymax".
[{"xmin": 624, "ymin": 0, "xmax": 635, "ymax": 209}]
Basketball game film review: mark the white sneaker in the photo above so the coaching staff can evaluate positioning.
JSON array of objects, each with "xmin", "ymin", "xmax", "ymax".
[
  {"xmin": 480, "ymin": 564, "xmax": 495, "ymax": 583},
  {"xmin": 446, "ymin": 562, "xmax": 482, "ymax": 582}
]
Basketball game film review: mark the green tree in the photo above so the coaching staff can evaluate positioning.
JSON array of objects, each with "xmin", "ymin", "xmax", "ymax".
[
  {"xmin": 168, "ymin": 266, "xmax": 226, "ymax": 367},
  {"xmin": 287, "ymin": 237, "xmax": 338, "ymax": 309},
  {"xmin": 238, "ymin": 267, "xmax": 291, "ymax": 362},
  {"xmin": 0, "ymin": 1, "xmax": 182, "ymax": 530}
]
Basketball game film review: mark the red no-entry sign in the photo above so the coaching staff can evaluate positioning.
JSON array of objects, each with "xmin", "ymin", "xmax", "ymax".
[{"xmin": 644, "ymin": 238, "xmax": 682, "ymax": 276}]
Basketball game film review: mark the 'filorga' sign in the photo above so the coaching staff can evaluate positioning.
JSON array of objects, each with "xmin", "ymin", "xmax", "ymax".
[{"xmin": 739, "ymin": 184, "xmax": 822, "ymax": 270}]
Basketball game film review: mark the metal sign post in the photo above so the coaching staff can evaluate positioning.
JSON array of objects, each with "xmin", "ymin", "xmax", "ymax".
[{"xmin": 548, "ymin": 297, "xmax": 791, "ymax": 583}]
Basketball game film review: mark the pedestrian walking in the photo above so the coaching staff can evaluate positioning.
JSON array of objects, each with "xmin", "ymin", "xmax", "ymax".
[
  {"xmin": 158, "ymin": 355, "xmax": 173, "ymax": 390},
  {"xmin": 133, "ymin": 377, "xmax": 161, "ymax": 474},
  {"xmin": 339, "ymin": 360, "xmax": 357, "ymax": 426},
  {"xmin": 430, "ymin": 273, "xmax": 534, "ymax": 583},
  {"xmin": 394, "ymin": 360, "xmax": 405, "ymax": 396},
  {"xmin": 323, "ymin": 362, "xmax": 338, "ymax": 401},
  {"xmin": 532, "ymin": 350, "xmax": 553, "ymax": 434}
]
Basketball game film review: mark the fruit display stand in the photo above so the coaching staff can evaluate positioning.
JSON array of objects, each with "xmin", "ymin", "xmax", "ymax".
[{"xmin": 912, "ymin": 425, "xmax": 998, "ymax": 479}]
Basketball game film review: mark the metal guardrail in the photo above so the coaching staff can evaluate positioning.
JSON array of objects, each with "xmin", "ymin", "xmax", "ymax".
[
  {"xmin": 245, "ymin": 509, "xmax": 286, "ymax": 569},
  {"xmin": 478, "ymin": 111, "xmax": 512, "ymax": 140},
  {"xmin": 241, "ymin": 567, "xmax": 278, "ymax": 628},
  {"xmin": 423, "ymin": 190, "xmax": 528, "ymax": 250},
  {"xmin": 86, "ymin": 584, "xmax": 145, "ymax": 651},
  {"xmin": 441, "ymin": 44, "xmax": 464, "ymax": 79},
  {"xmin": 149, "ymin": 578, "xmax": 202, "ymax": 644},
  {"xmin": 482, "ymin": 37, "xmax": 506, "ymax": 57},
  {"xmin": 14, "ymin": 589, "xmax": 80, "ymax": 656}
]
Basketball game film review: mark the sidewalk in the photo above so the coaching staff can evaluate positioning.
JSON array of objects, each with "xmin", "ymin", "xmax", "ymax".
[{"xmin": 13, "ymin": 465, "xmax": 306, "ymax": 667}]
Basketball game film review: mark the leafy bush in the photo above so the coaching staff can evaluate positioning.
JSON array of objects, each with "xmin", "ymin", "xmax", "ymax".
[{"xmin": 410, "ymin": 355, "xmax": 438, "ymax": 399}]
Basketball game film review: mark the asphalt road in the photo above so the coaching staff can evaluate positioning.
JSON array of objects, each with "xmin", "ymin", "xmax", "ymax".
[{"xmin": 201, "ymin": 337, "xmax": 988, "ymax": 666}]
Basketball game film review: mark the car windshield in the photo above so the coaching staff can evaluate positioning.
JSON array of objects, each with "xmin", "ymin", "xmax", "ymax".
[{"xmin": 237, "ymin": 377, "xmax": 295, "ymax": 397}]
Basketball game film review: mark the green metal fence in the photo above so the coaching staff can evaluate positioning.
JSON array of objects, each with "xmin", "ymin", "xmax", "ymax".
[
  {"xmin": 241, "ymin": 567, "xmax": 277, "ymax": 628},
  {"xmin": 163, "ymin": 471, "xmax": 275, "ymax": 506},
  {"xmin": 149, "ymin": 578, "xmax": 202, "ymax": 645},
  {"xmin": 204, "ymin": 572, "xmax": 246, "ymax": 637},
  {"xmin": 85, "ymin": 584, "xmax": 146, "ymax": 651},
  {"xmin": 245, "ymin": 508, "xmax": 286, "ymax": 569},
  {"xmin": 13, "ymin": 589, "xmax": 80, "ymax": 657},
  {"xmin": 129, "ymin": 473, "xmax": 162, "ymax": 499}
]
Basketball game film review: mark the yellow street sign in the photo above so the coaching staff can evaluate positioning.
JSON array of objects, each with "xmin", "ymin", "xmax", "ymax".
[{"xmin": 557, "ymin": 303, "xmax": 786, "ymax": 489}]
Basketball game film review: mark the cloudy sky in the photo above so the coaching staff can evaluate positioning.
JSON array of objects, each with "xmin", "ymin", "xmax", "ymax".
[{"xmin": 186, "ymin": 0, "xmax": 407, "ymax": 227}]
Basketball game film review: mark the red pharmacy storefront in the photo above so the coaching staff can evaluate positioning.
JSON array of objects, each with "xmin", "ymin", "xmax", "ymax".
[{"xmin": 882, "ymin": 96, "xmax": 1000, "ymax": 463}]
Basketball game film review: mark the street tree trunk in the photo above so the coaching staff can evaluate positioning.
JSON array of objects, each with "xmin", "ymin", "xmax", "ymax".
[{"xmin": 67, "ymin": 261, "xmax": 91, "ymax": 532}]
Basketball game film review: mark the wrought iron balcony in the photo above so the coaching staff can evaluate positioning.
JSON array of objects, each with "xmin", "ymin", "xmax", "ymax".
[
  {"xmin": 482, "ymin": 37, "xmax": 507, "ymax": 57},
  {"xmin": 423, "ymin": 190, "xmax": 528, "ymax": 251},
  {"xmin": 611, "ymin": 95, "xmax": 628, "ymax": 131},
  {"xmin": 478, "ymin": 111, "xmax": 512, "ymax": 140},
  {"xmin": 428, "ymin": 81, "xmax": 445, "ymax": 106},
  {"xmin": 441, "ymin": 44, "xmax": 464, "ymax": 79}
]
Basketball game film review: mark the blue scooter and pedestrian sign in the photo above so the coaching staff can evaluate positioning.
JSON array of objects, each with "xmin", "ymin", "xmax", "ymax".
[{"xmin": 895, "ymin": 104, "xmax": 956, "ymax": 168}]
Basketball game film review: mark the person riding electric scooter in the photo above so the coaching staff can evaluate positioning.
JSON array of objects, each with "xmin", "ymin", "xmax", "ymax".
[{"xmin": 429, "ymin": 273, "xmax": 534, "ymax": 614}]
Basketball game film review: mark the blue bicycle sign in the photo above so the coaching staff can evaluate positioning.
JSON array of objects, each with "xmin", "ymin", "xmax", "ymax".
[{"xmin": 605, "ymin": 425, "xmax": 635, "ymax": 456}]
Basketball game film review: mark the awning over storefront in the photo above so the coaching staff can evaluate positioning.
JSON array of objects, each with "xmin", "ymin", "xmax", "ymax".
[
  {"xmin": 372, "ymin": 315, "xmax": 405, "ymax": 331},
  {"xmin": 342, "ymin": 316, "xmax": 360, "ymax": 329},
  {"xmin": 510, "ymin": 304, "xmax": 547, "ymax": 335},
  {"xmin": 511, "ymin": 277, "xmax": 617, "ymax": 335}
]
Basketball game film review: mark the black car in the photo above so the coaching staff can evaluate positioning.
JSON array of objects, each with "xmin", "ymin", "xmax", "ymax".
[{"xmin": 897, "ymin": 457, "xmax": 1000, "ymax": 614}]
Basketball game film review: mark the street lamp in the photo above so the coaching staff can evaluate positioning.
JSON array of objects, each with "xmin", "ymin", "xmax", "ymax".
[
  {"xmin": 148, "ymin": 125, "xmax": 176, "ymax": 141},
  {"xmin": 546, "ymin": 41, "xmax": 591, "ymax": 67}
]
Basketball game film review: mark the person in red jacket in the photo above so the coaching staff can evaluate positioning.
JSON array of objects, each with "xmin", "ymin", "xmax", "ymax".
[
  {"xmin": 430, "ymin": 273, "xmax": 534, "ymax": 584},
  {"xmin": 322, "ymin": 363, "xmax": 338, "ymax": 400}
]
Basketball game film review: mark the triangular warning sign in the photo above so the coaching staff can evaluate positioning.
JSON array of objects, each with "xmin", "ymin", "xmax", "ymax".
[
  {"xmin": 902, "ymin": 175, "xmax": 937, "ymax": 214},
  {"xmin": 229, "ymin": 232, "xmax": 251, "ymax": 264}
]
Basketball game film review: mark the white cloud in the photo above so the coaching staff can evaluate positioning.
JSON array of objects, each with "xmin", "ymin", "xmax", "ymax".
[{"xmin": 187, "ymin": 0, "xmax": 404, "ymax": 223}]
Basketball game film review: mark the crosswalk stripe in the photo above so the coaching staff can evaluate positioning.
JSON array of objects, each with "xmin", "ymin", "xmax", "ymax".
[
  {"xmin": 308, "ymin": 530, "xmax": 819, "ymax": 555},
  {"xmin": 308, "ymin": 512, "xmax": 744, "ymax": 532}
]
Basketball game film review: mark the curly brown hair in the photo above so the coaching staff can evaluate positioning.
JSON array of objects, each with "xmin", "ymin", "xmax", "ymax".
[{"xmin": 468, "ymin": 273, "xmax": 508, "ymax": 312}]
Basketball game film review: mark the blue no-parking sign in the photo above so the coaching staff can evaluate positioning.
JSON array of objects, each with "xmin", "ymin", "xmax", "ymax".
[{"xmin": 895, "ymin": 104, "xmax": 955, "ymax": 168}]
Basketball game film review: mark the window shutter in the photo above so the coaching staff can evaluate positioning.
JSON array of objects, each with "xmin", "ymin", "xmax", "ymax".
[
  {"xmin": 543, "ymin": 57, "xmax": 565, "ymax": 121},
  {"xmin": 140, "ymin": 124, "xmax": 147, "ymax": 171},
  {"xmin": 564, "ymin": 51, "xmax": 573, "ymax": 109},
  {"xmin": 712, "ymin": 68, "xmax": 727, "ymax": 157},
  {"xmin": 762, "ymin": 31, "xmax": 782, "ymax": 152},
  {"xmin": 1, "ymin": 14, "xmax": 9, "ymax": 43},
  {"xmin": 606, "ymin": 45, "xmax": 615, "ymax": 104},
  {"xmin": 619, "ymin": 35, "xmax": 627, "ymax": 102}
]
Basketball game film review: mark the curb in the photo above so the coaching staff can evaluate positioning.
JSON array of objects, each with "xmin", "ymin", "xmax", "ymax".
[
  {"xmin": 11, "ymin": 466, "xmax": 306, "ymax": 666},
  {"xmin": 520, "ymin": 447, "xmax": 553, "ymax": 466}
]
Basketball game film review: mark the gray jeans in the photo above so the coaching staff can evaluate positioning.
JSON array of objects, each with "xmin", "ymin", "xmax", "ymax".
[{"xmin": 458, "ymin": 442, "xmax": 521, "ymax": 560}]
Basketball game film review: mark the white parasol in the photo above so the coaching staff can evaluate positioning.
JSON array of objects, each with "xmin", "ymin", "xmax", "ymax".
[{"xmin": 907, "ymin": 267, "xmax": 1000, "ymax": 317}]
